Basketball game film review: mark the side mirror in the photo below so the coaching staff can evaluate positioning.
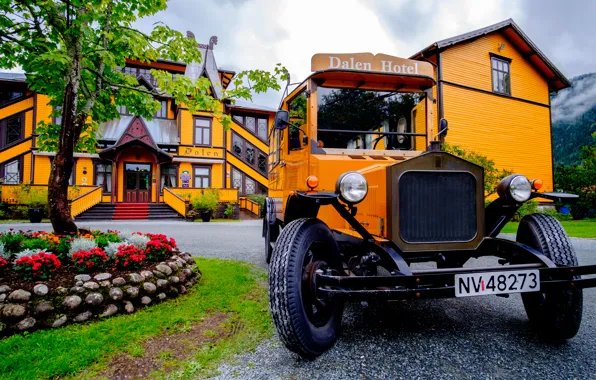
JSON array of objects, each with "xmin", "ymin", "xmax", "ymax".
[
  {"xmin": 275, "ymin": 110, "xmax": 289, "ymax": 130},
  {"xmin": 439, "ymin": 118, "xmax": 448, "ymax": 137}
]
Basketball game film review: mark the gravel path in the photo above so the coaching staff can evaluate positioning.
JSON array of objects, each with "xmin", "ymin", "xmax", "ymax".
[{"xmin": 2, "ymin": 221, "xmax": 595, "ymax": 379}]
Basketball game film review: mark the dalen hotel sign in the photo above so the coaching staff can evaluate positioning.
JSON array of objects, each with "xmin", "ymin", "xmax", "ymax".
[{"xmin": 311, "ymin": 53, "xmax": 434, "ymax": 78}]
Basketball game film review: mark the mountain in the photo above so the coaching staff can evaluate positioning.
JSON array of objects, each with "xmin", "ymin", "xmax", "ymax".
[{"xmin": 551, "ymin": 73, "xmax": 596, "ymax": 166}]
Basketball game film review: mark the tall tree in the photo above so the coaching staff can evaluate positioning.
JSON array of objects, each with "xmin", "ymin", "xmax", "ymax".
[{"xmin": 0, "ymin": 0, "xmax": 287, "ymax": 233}]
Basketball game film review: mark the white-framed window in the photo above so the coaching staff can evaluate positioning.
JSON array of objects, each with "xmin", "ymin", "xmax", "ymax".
[{"xmin": 194, "ymin": 117, "xmax": 212, "ymax": 146}]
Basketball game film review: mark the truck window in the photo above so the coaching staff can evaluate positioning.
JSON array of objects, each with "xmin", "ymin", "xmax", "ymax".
[
  {"xmin": 317, "ymin": 87, "xmax": 422, "ymax": 150},
  {"xmin": 288, "ymin": 90, "xmax": 307, "ymax": 151}
]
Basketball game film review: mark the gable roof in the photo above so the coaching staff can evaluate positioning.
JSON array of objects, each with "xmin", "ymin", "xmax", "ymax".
[
  {"xmin": 410, "ymin": 18, "xmax": 570, "ymax": 91},
  {"xmin": 99, "ymin": 116, "xmax": 172, "ymax": 163}
]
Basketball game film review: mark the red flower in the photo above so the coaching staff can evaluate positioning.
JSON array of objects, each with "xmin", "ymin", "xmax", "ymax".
[
  {"xmin": 14, "ymin": 251, "xmax": 61, "ymax": 280},
  {"xmin": 71, "ymin": 247, "xmax": 109, "ymax": 273},
  {"xmin": 115, "ymin": 244, "xmax": 145, "ymax": 270}
]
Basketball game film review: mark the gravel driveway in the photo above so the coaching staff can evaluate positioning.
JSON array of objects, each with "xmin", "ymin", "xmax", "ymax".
[{"xmin": 2, "ymin": 221, "xmax": 595, "ymax": 379}]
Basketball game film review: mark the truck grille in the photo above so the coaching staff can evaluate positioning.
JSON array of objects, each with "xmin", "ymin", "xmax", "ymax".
[{"xmin": 399, "ymin": 171, "xmax": 477, "ymax": 243}]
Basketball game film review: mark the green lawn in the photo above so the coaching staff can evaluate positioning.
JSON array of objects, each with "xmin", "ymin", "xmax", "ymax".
[
  {"xmin": 0, "ymin": 219, "xmax": 50, "ymax": 224},
  {"xmin": 0, "ymin": 258, "xmax": 272, "ymax": 379},
  {"xmin": 500, "ymin": 219, "xmax": 596, "ymax": 238}
]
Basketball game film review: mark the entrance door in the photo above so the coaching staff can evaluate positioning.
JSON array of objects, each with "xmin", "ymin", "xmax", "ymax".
[{"xmin": 124, "ymin": 163, "xmax": 151, "ymax": 202}]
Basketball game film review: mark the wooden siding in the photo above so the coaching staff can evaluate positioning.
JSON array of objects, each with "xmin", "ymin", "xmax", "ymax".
[
  {"xmin": 0, "ymin": 96, "xmax": 33, "ymax": 120},
  {"xmin": 0, "ymin": 140, "xmax": 30, "ymax": 164},
  {"xmin": 442, "ymin": 84, "xmax": 553, "ymax": 191},
  {"xmin": 33, "ymin": 155, "xmax": 51, "ymax": 184},
  {"xmin": 441, "ymin": 32, "xmax": 549, "ymax": 105}
]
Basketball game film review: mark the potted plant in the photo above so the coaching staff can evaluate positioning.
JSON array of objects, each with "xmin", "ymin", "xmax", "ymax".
[
  {"xmin": 17, "ymin": 184, "xmax": 47, "ymax": 223},
  {"xmin": 191, "ymin": 191, "xmax": 220, "ymax": 222}
]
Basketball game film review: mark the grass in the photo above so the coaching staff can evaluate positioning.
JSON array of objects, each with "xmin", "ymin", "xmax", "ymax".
[
  {"xmin": 0, "ymin": 257, "xmax": 273, "ymax": 379},
  {"xmin": 0, "ymin": 219, "xmax": 50, "ymax": 223},
  {"xmin": 501, "ymin": 219, "xmax": 596, "ymax": 238}
]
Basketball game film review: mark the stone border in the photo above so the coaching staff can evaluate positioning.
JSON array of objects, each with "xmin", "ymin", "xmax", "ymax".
[{"xmin": 0, "ymin": 251, "xmax": 200, "ymax": 336}]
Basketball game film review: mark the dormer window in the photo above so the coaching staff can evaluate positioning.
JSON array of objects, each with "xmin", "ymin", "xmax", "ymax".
[{"xmin": 154, "ymin": 100, "xmax": 168, "ymax": 118}]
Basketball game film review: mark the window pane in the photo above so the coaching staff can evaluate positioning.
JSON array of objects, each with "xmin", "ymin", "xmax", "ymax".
[
  {"xmin": 258, "ymin": 154, "xmax": 267, "ymax": 173},
  {"xmin": 233, "ymin": 115, "xmax": 243, "ymax": 124},
  {"xmin": 6, "ymin": 116, "xmax": 21, "ymax": 145},
  {"xmin": 195, "ymin": 118, "xmax": 210, "ymax": 127},
  {"xmin": 5, "ymin": 160, "xmax": 19, "ymax": 184},
  {"xmin": 246, "ymin": 145, "xmax": 255, "ymax": 165},
  {"xmin": 203, "ymin": 128, "xmax": 210, "ymax": 144},
  {"xmin": 245, "ymin": 117, "xmax": 255, "ymax": 132},
  {"xmin": 194, "ymin": 127, "xmax": 203, "ymax": 145},
  {"xmin": 194, "ymin": 167, "xmax": 209, "ymax": 175},
  {"xmin": 232, "ymin": 169, "xmax": 242, "ymax": 189},
  {"xmin": 202, "ymin": 178, "xmax": 209, "ymax": 188},
  {"xmin": 233, "ymin": 134, "xmax": 243, "ymax": 156},
  {"xmin": 138, "ymin": 173, "xmax": 149, "ymax": 190},
  {"xmin": 245, "ymin": 178, "xmax": 256, "ymax": 194},
  {"xmin": 503, "ymin": 61, "xmax": 509, "ymax": 73},
  {"xmin": 492, "ymin": 58, "xmax": 498, "ymax": 69},
  {"xmin": 492, "ymin": 70, "xmax": 499, "ymax": 92},
  {"xmin": 258, "ymin": 119, "xmax": 268, "ymax": 139}
]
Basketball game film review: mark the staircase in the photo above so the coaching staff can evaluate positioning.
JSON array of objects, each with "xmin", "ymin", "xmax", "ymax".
[{"xmin": 75, "ymin": 203, "xmax": 183, "ymax": 221}]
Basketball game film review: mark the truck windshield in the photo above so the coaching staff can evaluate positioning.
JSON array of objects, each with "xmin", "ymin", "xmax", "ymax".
[{"xmin": 316, "ymin": 87, "xmax": 424, "ymax": 150}]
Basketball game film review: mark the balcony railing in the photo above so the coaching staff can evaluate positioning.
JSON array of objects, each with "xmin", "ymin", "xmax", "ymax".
[{"xmin": 166, "ymin": 188, "xmax": 239, "ymax": 204}]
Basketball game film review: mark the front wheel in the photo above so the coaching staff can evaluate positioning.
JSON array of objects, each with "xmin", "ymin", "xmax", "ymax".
[
  {"xmin": 517, "ymin": 214, "xmax": 583, "ymax": 341},
  {"xmin": 269, "ymin": 218, "xmax": 344, "ymax": 358}
]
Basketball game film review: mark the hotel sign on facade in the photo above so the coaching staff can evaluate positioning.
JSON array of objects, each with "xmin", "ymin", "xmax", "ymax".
[{"xmin": 311, "ymin": 53, "xmax": 435, "ymax": 78}]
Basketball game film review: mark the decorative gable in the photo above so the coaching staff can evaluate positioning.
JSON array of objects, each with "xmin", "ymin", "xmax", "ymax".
[{"xmin": 116, "ymin": 117, "xmax": 159, "ymax": 149}]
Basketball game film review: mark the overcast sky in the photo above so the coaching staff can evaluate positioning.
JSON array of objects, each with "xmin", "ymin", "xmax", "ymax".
[{"xmin": 134, "ymin": 0, "xmax": 595, "ymax": 107}]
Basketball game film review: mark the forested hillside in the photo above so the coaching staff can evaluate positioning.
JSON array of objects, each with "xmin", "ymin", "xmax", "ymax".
[{"xmin": 551, "ymin": 73, "xmax": 596, "ymax": 165}]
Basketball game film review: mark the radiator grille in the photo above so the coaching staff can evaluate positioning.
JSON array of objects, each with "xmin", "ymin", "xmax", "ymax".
[{"xmin": 399, "ymin": 171, "xmax": 477, "ymax": 243}]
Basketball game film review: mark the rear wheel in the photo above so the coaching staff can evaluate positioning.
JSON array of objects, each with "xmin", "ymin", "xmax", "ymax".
[
  {"xmin": 516, "ymin": 214, "xmax": 583, "ymax": 341},
  {"xmin": 269, "ymin": 218, "xmax": 344, "ymax": 358}
]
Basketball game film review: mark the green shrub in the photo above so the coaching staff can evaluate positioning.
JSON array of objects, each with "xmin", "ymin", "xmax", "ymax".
[
  {"xmin": 224, "ymin": 203, "xmax": 235, "ymax": 219},
  {"xmin": 192, "ymin": 190, "xmax": 220, "ymax": 214},
  {"xmin": 20, "ymin": 238, "xmax": 51, "ymax": 251},
  {"xmin": 443, "ymin": 144, "xmax": 512, "ymax": 197},
  {"xmin": 555, "ymin": 133, "xmax": 596, "ymax": 220},
  {"xmin": 512, "ymin": 200, "xmax": 539, "ymax": 222},
  {"xmin": 247, "ymin": 194, "xmax": 266, "ymax": 208},
  {"xmin": 95, "ymin": 235, "xmax": 110, "ymax": 248},
  {"xmin": 0, "ymin": 232, "xmax": 25, "ymax": 253}
]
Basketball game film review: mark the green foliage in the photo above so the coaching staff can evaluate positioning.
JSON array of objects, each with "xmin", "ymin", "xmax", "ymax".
[
  {"xmin": 192, "ymin": 190, "xmax": 220, "ymax": 214},
  {"xmin": 0, "ymin": 0, "xmax": 288, "ymax": 151},
  {"xmin": 555, "ymin": 133, "xmax": 596, "ymax": 219},
  {"xmin": 0, "ymin": 232, "xmax": 25, "ymax": 254},
  {"xmin": 14, "ymin": 184, "xmax": 48, "ymax": 207},
  {"xmin": 20, "ymin": 238, "xmax": 51, "ymax": 252},
  {"xmin": 246, "ymin": 194, "xmax": 266, "ymax": 209},
  {"xmin": 511, "ymin": 200, "xmax": 539, "ymax": 222},
  {"xmin": 94, "ymin": 235, "xmax": 110, "ymax": 249},
  {"xmin": 443, "ymin": 144, "xmax": 513, "ymax": 197},
  {"xmin": 224, "ymin": 203, "xmax": 235, "ymax": 219},
  {"xmin": 0, "ymin": 258, "xmax": 271, "ymax": 380}
]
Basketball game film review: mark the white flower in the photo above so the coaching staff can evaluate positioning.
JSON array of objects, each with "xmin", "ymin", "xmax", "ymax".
[
  {"xmin": 126, "ymin": 234, "xmax": 149, "ymax": 250},
  {"xmin": 68, "ymin": 238, "xmax": 98, "ymax": 258}
]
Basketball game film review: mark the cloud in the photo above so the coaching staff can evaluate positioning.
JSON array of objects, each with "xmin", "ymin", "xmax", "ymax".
[
  {"xmin": 551, "ymin": 74, "xmax": 596, "ymax": 123},
  {"xmin": 134, "ymin": 0, "xmax": 593, "ymax": 107}
]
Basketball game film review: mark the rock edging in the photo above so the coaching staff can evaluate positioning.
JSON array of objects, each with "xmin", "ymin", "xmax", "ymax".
[{"xmin": 0, "ymin": 251, "xmax": 200, "ymax": 336}]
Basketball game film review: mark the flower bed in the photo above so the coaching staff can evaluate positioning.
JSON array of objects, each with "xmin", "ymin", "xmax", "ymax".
[{"xmin": 0, "ymin": 229, "xmax": 200, "ymax": 336}]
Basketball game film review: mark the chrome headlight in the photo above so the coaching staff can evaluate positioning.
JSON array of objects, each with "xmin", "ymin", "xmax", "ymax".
[
  {"xmin": 336, "ymin": 172, "xmax": 368, "ymax": 204},
  {"xmin": 497, "ymin": 174, "xmax": 532, "ymax": 202}
]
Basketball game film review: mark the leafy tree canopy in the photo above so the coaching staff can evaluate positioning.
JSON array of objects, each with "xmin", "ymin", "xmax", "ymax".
[{"xmin": 0, "ymin": 0, "xmax": 288, "ymax": 153}]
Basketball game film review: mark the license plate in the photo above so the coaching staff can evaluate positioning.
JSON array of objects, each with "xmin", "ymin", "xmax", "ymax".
[{"xmin": 455, "ymin": 270, "xmax": 540, "ymax": 297}]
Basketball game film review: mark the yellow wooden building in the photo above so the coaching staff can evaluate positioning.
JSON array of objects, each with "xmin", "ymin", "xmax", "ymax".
[
  {"xmin": 410, "ymin": 19, "xmax": 570, "ymax": 193},
  {"xmin": 0, "ymin": 37, "xmax": 273, "ymax": 218},
  {"xmin": 0, "ymin": 20, "xmax": 570, "ymax": 218}
]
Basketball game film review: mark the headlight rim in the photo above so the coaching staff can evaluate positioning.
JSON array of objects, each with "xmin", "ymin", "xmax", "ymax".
[
  {"xmin": 335, "ymin": 171, "xmax": 368, "ymax": 204},
  {"xmin": 497, "ymin": 174, "xmax": 532, "ymax": 203}
]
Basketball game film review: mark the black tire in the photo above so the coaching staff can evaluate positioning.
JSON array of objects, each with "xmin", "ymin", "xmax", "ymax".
[
  {"xmin": 517, "ymin": 214, "xmax": 583, "ymax": 341},
  {"xmin": 269, "ymin": 218, "xmax": 344, "ymax": 358}
]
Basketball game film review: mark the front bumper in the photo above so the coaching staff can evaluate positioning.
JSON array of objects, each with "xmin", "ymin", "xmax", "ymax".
[{"xmin": 316, "ymin": 263, "xmax": 596, "ymax": 301}]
